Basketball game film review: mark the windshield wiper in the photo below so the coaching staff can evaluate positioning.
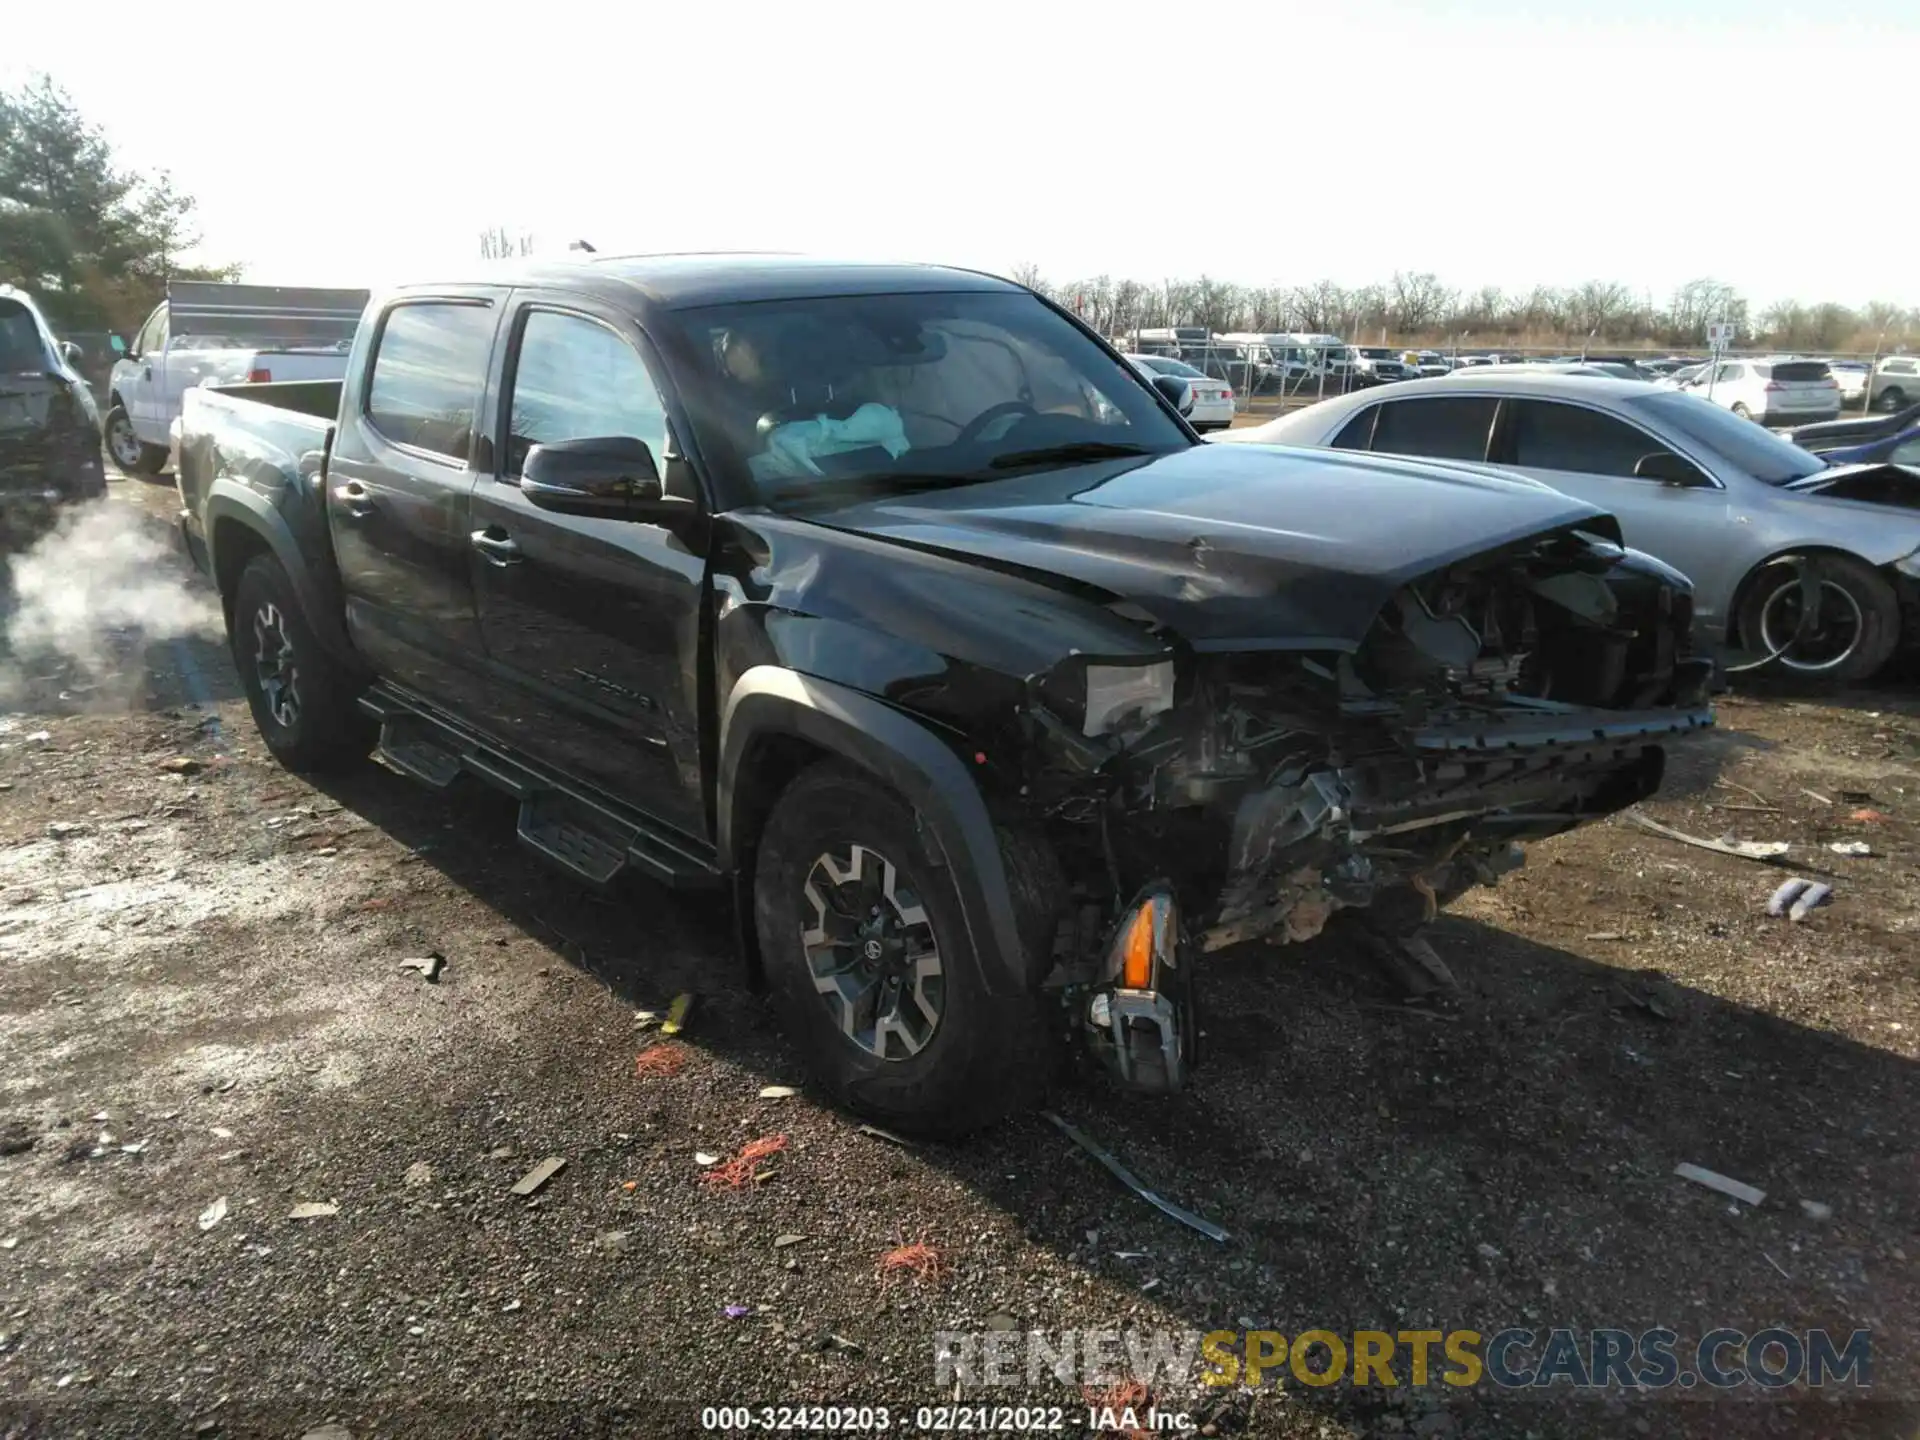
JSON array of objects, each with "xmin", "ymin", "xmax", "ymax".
[{"xmin": 986, "ymin": 441, "xmax": 1156, "ymax": 470}]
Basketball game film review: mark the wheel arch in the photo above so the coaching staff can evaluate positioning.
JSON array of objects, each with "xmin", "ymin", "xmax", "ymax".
[
  {"xmin": 717, "ymin": 665, "xmax": 1037, "ymax": 998},
  {"xmin": 204, "ymin": 484, "xmax": 364, "ymax": 677}
]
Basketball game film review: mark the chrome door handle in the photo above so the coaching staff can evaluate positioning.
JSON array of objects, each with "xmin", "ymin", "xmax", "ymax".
[
  {"xmin": 470, "ymin": 529, "xmax": 522, "ymax": 566},
  {"xmin": 331, "ymin": 480, "xmax": 374, "ymax": 518}
]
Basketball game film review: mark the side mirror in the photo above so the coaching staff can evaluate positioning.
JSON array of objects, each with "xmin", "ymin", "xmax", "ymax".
[
  {"xmin": 60, "ymin": 340, "xmax": 85, "ymax": 365},
  {"xmin": 520, "ymin": 436, "xmax": 676, "ymax": 520},
  {"xmin": 1150, "ymin": 374, "xmax": 1194, "ymax": 415},
  {"xmin": 1634, "ymin": 451, "xmax": 1709, "ymax": 487}
]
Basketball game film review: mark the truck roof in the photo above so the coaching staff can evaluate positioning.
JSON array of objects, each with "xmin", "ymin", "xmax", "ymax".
[{"xmin": 406, "ymin": 252, "xmax": 1023, "ymax": 310}]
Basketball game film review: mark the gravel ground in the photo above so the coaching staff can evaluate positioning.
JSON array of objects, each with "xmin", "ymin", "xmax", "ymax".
[{"xmin": 0, "ymin": 477, "xmax": 1915, "ymax": 1439}]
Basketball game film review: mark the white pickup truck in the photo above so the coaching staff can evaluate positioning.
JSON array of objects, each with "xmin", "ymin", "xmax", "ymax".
[{"xmin": 105, "ymin": 281, "xmax": 368, "ymax": 476}]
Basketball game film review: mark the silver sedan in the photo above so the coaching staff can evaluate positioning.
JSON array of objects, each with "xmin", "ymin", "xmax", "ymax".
[{"xmin": 1218, "ymin": 372, "xmax": 1920, "ymax": 682}]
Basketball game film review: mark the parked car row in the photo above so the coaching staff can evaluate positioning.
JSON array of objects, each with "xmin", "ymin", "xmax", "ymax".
[{"xmin": 1221, "ymin": 369, "xmax": 1920, "ymax": 684}]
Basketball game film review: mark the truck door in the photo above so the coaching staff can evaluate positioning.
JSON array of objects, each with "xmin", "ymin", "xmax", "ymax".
[
  {"xmin": 119, "ymin": 305, "xmax": 168, "ymax": 441},
  {"xmin": 324, "ymin": 293, "xmax": 500, "ymax": 710},
  {"xmin": 464, "ymin": 297, "xmax": 708, "ymax": 841}
]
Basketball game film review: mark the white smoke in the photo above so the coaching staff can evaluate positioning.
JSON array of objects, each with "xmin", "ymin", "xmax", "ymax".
[{"xmin": 1, "ymin": 501, "xmax": 224, "ymax": 708}]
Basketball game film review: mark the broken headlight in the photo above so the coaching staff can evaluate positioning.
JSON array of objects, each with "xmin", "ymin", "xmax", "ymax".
[{"xmin": 1077, "ymin": 660, "xmax": 1176, "ymax": 737}]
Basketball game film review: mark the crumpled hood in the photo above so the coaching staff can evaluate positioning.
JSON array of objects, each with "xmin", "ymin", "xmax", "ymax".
[
  {"xmin": 800, "ymin": 443, "xmax": 1619, "ymax": 650},
  {"xmin": 1781, "ymin": 461, "xmax": 1920, "ymax": 506}
]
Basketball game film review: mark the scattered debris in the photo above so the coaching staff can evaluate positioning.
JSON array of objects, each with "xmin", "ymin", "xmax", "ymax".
[
  {"xmin": 120, "ymin": 1140, "xmax": 148, "ymax": 1155},
  {"xmin": 1829, "ymin": 841, "xmax": 1872, "ymax": 857},
  {"xmin": 694, "ymin": 1152, "xmax": 721, "ymax": 1168},
  {"xmin": 856, "ymin": 1123, "xmax": 914, "ymax": 1148},
  {"xmin": 0, "ymin": 1123, "xmax": 35, "ymax": 1157},
  {"xmin": 773, "ymin": 1234, "xmax": 806, "ymax": 1249},
  {"xmin": 1715, "ymin": 778, "xmax": 1777, "ymax": 809},
  {"xmin": 46, "ymin": 821, "xmax": 88, "ymax": 838},
  {"xmin": 1801, "ymin": 788, "xmax": 1833, "ymax": 806},
  {"xmin": 1849, "ymin": 808, "xmax": 1888, "ymax": 824},
  {"xmin": 1800, "ymin": 1200, "xmax": 1833, "ymax": 1222},
  {"xmin": 0, "ymin": 1237, "xmax": 17, "ymax": 1251},
  {"xmin": 758, "ymin": 1085, "xmax": 798, "ymax": 1100},
  {"xmin": 1675, "ymin": 1163, "xmax": 1765, "ymax": 1207},
  {"xmin": 510, "ymin": 1157, "xmax": 567, "ymax": 1196},
  {"xmin": 597, "ymin": 1230, "xmax": 632, "ymax": 1252},
  {"xmin": 398, "ymin": 953, "xmax": 445, "ymax": 983},
  {"xmin": 1767, "ymin": 878, "xmax": 1814, "ymax": 917},
  {"xmin": 288, "ymin": 1202, "xmax": 338, "ymax": 1221},
  {"xmin": 1476, "ymin": 1242, "xmax": 1502, "ymax": 1261},
  {"xmin": 634, "ymin": 1042, "xmax": 689, "ymax": 1078},
  {"xmin": 197, "ymin": 1197, "xmax": 228, "ymax": 1232},
  {"xmin": 403, "ymin": 1161, "xmax": 433, "ymax": 1189},
  {"xmin": 1763, "ymin": 1252, "xmax": 1791, "ymax": 1280},
  {"xmin": 632, "ymin": 1009, "xmax": 660, "ymax": 1030},
  {"xmin": 1615, "ymin": 977, "xmax": 1680, "ymax": 1020},
  {"xmin": 878, "ymin": 1241, "xmax": 946, "ymax": 1286},
  {"xmin": 299, "ymin": 1425, "xmax": 353, "ymax": 1440},
  {"xmin": 1042, "ymin": 1111, "xmax": 1229, "ymax": 1243},
  {"xmin": 703, "ymin": 1135, "xmax": 789, "ymax": 1188},
  {"xmin": 1627, "ymin": 811, "xmax": 1789, "ymax": 864},
  {"xmin": 502, "ymin": 1299, "xmax": 522, "ymax": 1313},
  {"xmin": 1585, "ymin": 931, "xmax": 1628, "ymax": 943},
  {"xmin": 1790, "ymin": 883, "xmax": 1834, "ymax": 923},
  {"xmin": 724, "ymin": 1304, "xmax": 752, "ymax": 1319},
  {"xmin": 159, "ymin": 756, "xmax": 203, "ymax": 775},
  {"xmin": 211, "ymin": 1127, "xmax": 234, "ymax": 1140},
  {"xmin": 660, "ymin": 992, "xmax": 696, "ymax": 1036}
]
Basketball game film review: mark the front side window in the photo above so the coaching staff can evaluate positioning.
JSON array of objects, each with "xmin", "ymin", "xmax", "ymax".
[
  {"xmin": 0, "ymin": 301, "xmax": 45, "ymax": 372},
  {"xmin": 505, "ymin": 310, "xmax": 669, "ymax": 476},
  {"xmin": 1507, "ymin": 399, "xmax": 1666, "ymax": 478},
  {"xmin": 134, "ymin": 306, "xmax": 167, "ymax": 357},
  {"xmin": 670, "ymin": 290, "xmax": 1187, "ymax": 503},
  {"xmin": 365, "ymin": 302, "xmax": 496, "ymax": 462},
  {"xmin": 1368, "ymin": 396, "xmax": 1499, "ymax": 462},
  {"xmin": 1634, "ymin": 392, "xmax": 1823, "ymax": 485}
]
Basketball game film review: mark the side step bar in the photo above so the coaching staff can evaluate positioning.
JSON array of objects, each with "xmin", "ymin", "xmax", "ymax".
[{"xmin": 359, "ymin": 687, "xmax": 721, "ymax": 892}]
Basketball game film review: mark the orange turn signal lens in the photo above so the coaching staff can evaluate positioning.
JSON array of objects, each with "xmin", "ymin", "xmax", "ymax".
[{"xmin": 1119, "ymin": 897, "xmax": 1160, "ymax": 990}]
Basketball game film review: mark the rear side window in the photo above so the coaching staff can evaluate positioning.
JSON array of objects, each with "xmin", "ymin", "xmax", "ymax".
[
  {"xmin": 366, "ymin": 302, "xmax": 496, "ymax": 462},
  {"xmin": 1886, "ymin": 359, "xmax": 1917, "ymax": 375},
  {"xmin": 1369, "ymin": 396, "xmax": 1498, "ymax": 462},
  {"xmin": 1330, "ymin": 405, "xmax": 1378, "ymax": 450},
  {"xmin": 0, "ymin": 301, "xmax": 44, "ymax": 372},
  {"xmin": 1771, "ymin": 361, "xmax": 1830, "ymax": 383},
  {"xmin": 1507, "ymin": 400, "xmax": 1665, "ymax": 478}
]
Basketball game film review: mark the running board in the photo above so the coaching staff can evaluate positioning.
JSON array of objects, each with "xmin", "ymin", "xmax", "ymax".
[{"xmin": 358, "ymin": 686, "xmax": 721, "ymax": 891}]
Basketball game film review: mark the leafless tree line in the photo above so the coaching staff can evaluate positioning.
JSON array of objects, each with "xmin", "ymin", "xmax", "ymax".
[{"xmin": 1009, "ymin": 267, "xmax": 1919, "ymax": 355}]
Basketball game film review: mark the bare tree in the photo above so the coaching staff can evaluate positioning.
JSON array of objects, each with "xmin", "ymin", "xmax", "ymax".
[
  {"xmin": 1387, "ymin": 272, "xmax": 1454, "ymax": 334},
  {"xmin": 479, "ymin": 226, "xmax": 535, "ymax": 260},
  {"xmin": 1008, "ymin": 262, "xmax": 1047, "ymax": 293}
]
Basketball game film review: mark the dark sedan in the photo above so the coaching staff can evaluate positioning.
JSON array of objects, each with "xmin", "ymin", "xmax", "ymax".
[{"xmin": 1, "ymin": 285, "xmax": 106, "ymax": 533}]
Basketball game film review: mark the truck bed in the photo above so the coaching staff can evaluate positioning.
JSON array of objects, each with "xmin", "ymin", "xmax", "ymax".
[{"xmin": 175, "ymin": 380, "xmax": 344, "ymax": 569}]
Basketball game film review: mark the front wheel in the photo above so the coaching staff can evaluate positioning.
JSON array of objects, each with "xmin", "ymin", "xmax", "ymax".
[
  {"xmin": 229, "ymin": 554, "xmax": 375, "ymax": 772},
  {"xmin": 104, "ymin": 404, "xmax": 167, "ymax": 476},
  {"xmin": 753, "ymin": 763, "xmax": 1051, "ymax": 1137},
  {"xmin": 1877, "ymin": 387, "xmax": 1908, "ymax": 414},
  {"xmin": 1737, "ymin": 553, "xmax": 1900, "ymax": 685}
]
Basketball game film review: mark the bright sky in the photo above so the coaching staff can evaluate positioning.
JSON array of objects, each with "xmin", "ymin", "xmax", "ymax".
[{"xmin": 7, "ymin": 0, "xmax": 1916, "ymax": 309}]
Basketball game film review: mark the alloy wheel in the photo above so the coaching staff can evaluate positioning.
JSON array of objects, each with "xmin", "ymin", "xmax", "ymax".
[
  {"xmin": 108, "ymin": 413, "xmax": 141, "ymax": 468},
  {"xmin": 251, "ymin": 602, "xmax": 301, "ymax": 729},
  {"xmin": 798, "ymin": 843, "xmax": 944, "ymax": 1060},
  {"xmin": 1759, "ymin": 578, "xmax": 1864, "ymax": 675}
]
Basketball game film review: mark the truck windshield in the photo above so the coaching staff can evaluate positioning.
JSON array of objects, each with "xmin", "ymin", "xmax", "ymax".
[{"xmin": 671, "ymin": 290, "xmax": 1189, "ymax": 504}]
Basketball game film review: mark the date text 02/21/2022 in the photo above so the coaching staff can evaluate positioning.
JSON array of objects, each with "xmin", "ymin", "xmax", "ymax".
[{"xmin": 698, "ymin": 1404, "xmax": 1195, "ymax": 1432}]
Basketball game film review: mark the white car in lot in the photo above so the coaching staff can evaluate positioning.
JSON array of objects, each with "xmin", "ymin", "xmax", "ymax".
[
  {"xmin": 1124, "ymin": 353, "xmax": 1236, "ymax": 431},
  {"xmin": 1870, "ymin": 355, "xmax": 1920, "ymax": 413},
  {"xmin": 1828, "ymin": 359, "xmax": 1870, "ymax": 406},
  {"xmin": 1671, "ymin": 356, "xmax": 1840, "ymax": 426}
]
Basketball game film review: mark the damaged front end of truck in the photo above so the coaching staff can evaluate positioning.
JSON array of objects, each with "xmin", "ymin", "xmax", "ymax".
[{"xmin": 1019, "ymin": 523, "xmax": 1715, "ymax": 1095}]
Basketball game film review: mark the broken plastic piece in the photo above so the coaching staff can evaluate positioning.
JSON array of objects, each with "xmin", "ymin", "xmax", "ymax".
[
  {"xmin": 1675, "ymin": 1162, "xmax": 1765, "ymax": 1207},
  {"xmin": 288, "ymin": 1201, "xmax": 338, "ymax": 1220},
  {"xmin": 197, "ymin": 1197, "xmax": 228, "ymax": 1232},
  {"xmin": 758, "ymin": 1085, "xmax": 797, "ymax": 1100},
  {"xmin": 660, "ymin": 993, "xmax": 695, "ymax": 1036},
  {"xmin": 510, "ymin": 1157, "xmax": 567, "ymax": 1196},
  {"xmin": 1767, "ymin": 878, "xmax": 1813, "ymax": 917},
  {"xmin": 1041, "ymin": 1110, "xmax": 1229, "ymax": 1243},
  {"xmin": 1788, "ymin": 882, "xmax": 1833, "ymax": 923},
  {"xmin": 1828, "ymin": 841, "xmax": 1871, "ymax": 857},
  {"xmin": 1627, "ymin": 810, "xmax": 1789, "ymax": 863}
]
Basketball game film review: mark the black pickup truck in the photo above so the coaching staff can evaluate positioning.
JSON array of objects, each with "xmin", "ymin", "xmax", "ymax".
[{"xmin": 176, "ymin": 254, "xmax": 1714, "ymax": 1133}]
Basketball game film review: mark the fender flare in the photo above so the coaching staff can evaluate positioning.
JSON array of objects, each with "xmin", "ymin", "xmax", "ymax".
[
  {"xmin": 204, "ymin": 480, "xmax": 363, "ymax": 675},
  {"xmin": 717, "ymin": 665, "xmax": 1033, "ymax": 997}
]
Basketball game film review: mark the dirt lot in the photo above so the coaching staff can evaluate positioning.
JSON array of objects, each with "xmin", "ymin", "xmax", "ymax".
[{"xmin": 0, "ymin": 477, "xmax": 1916, "ymax": 1439}]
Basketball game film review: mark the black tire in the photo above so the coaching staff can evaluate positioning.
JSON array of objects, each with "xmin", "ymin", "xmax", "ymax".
[
  {"xmin": 1878, "ymin": 387, "xmax": 1907, "ymax": 414},
  {"xmin": 104, "ymin": 403, "xmax": 167, "ymax": 477},
  {"xmin": 229, "ymin": 554, "xmax": 375, "ymax": 772},
  {"xmin": 1737, "ymin": 553, "xmax": 1901, "ymax": 686},
  {"xmin": 753, "ymin": 762, "xmax": 1052, "ymax": 1137}
]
